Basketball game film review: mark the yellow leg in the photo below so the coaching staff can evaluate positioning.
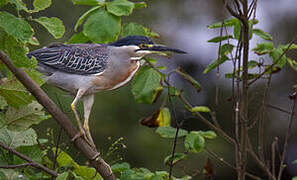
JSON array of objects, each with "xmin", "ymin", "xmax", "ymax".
[
  {"xmin": 70, "ymin": 89, "xmax": 86, "ymax": 141},
  {"xmin": 82, "ymin": 94, "xmax": 96, "ymax": 149},
  {"xmin": 70, "ymin": 89, "xmax": 94, "ymax": 148}
]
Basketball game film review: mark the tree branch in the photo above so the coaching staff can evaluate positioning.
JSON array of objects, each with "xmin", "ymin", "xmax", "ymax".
[
  {"xmin": 0, "ymin": 142, "xmax": 58, "ymax": 176},
  {"xmin": 0, "ymin": 51, "xmax": 116, "ymax": 180},
  {"xmin": 277, "ymin": 91, "xmax": 297, "ymax": 180}
]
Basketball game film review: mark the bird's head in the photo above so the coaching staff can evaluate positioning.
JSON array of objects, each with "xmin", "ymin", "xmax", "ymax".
[{"xmin": 109, "ymin": 35, "xmax": 186, "ymax": 60}]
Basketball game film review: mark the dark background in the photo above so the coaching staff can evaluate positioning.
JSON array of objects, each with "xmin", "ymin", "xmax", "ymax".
[{"xmin": 28, "ymin": 0, "xmax": 297, "ymax": 179}]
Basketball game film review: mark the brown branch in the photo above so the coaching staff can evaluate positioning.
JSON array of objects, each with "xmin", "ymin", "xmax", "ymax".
[
  {"xmin": 271, "ymin": 137, "xmax": 278, "ymax": 178},
  {"xmin": 266, "ymin": 104, "xmax": 296, "ymax": 116},
  {"xmin": 0, "ymin": 142, "xmax": 58, "ymax": 176},
  {"xmin": 0, "ymin": 51, "xmax": 116, "ymax": 180},
  {"xmin": 0, "ymin": 163, "xmax": 32, "ymax": 169},
  {"xmin": 277, "ymin": 91, "xmax": 297, "ymax": 180},
  {"xmin": 247, "ymin": 138, "xmax": 276, "ymax": 180},
  {"xmin": 205, "ymin": 147, "xmax": 261, "ymax": 180}
]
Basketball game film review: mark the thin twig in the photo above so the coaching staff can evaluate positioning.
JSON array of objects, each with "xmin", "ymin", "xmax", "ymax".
[
  {"xmin": 52, "ymin": 127, "xmax": 63, "ymax": 172},
  {"xmin": 258, "ymin": 71, "xmax": 272, "ymax": 162},
  {"xmin": 248, "ymin": 36, "xmax": 297, "ymax": 86},
  {"xmin": 266, "ymin": 104, "xmax": 296, "ymax": 116},
  {"xmin": 205, "ymin": 147, "xmax": 261, "ymax": 180},
  {"xmin": 247, "ymin": 138, "xmax": 276, "ymax": 180},
  {"xmin": 277, "ymin": 91, "xmax": 297, "ymax": 180},
  {"xmin": 215, "ymin": 22, "xmax": 224, "ymax": 106},
  {"xmin": 178, "ymin": 94, "xmax": 236, "ymax": 145},
  {"xmin": 0, "ymin": 142, "xmax": 58, "ymax": 176},
  {"xmin": 0, "ymin": 163, "xmax": 33, "ymax": 169},
  {"xmin": 144, "ymin": 58, "xmax": 236, "ymax": 145},
  {"xmin": 271, "ymin": 137, "xmax": 278, "ymax": 178},
  {"xmin": 167, "ymin": 73, "xmax": 180, "ymax": 179}
]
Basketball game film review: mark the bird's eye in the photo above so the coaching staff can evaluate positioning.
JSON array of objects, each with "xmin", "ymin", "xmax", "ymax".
[{"xmin": 139, "ymin": 44, "xmax": 145, "ymax": 49}]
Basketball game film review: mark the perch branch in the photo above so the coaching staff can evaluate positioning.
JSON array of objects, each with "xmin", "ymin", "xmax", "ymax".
[{"xmin": 0, "ymin": 51, "xmax": 116, "ymax": 180}]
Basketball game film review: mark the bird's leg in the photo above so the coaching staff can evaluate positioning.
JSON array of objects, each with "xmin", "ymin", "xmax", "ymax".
[
  {"xmin": 70, "ymin": 89, "xmax": 88, "ymax": 142},
  {"xmin": 82, "ymin": 94, "xmax": 96, "ymax": 149}
]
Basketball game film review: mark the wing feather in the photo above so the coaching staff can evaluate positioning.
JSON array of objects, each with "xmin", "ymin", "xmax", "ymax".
[{"xmin": 27, "ymin": 44, "xmax": 109, "ymax": 75}]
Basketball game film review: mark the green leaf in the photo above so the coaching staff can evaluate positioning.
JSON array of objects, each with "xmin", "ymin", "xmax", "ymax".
[
  {"xmin": 155, "ymin": 126, "xmax": 188, "ymax": 138},
  {"xmin": 175, "ymin": 68, "xmax": 201, "ymax": 92},
  {"xmin": 34, "ymin": 17, "xmax": 65, "ymax": 39},
  {"xmin": 72, "ymin": 0, "xmax": 104, "ymax": 6},
  {"xmin": 134, "ymin": 2, "xmax": 146, "ymax": 9},
  {"xmin": 111, "ymin": 162, "xmax": 130, "ymax": 173},
  {"xmin": 184, "ymin": 131, "xmax": 205, "ymax": 153},
  {"xmin": 0, "ymin": 96, "xmax": 7, "ymax": 109},
  {"xmin": 9, "ymin": 0, "xmax": 28, "ymax": 12},
  {"xmin": 288, "ymin": 58, "xmax": 297, "ymax": 72},
  {"xmin": 0, "ymin": 128, "xmax": 37, "ymax": 148},
  {"xmin": 164, "ymin": 153, "xmax": 187, "ymax": 166},
  {"xmin": 233, "ymin": 19, "xmax": 241, "ymax": 40},
  {"xmin": 190, "ymin": 106, "xmax": 210, "ymax": 113},
  {"xmin": 14, "ymin": 145, "xmax": 43, "ymax": 164},
  {"xmin": 279, "ymin": 43, "xmax": 297, "ymax": 51},
  {"xmin": 220, "ymin": 44, "xmax": 234, "ymax": 56},
  {"xmin": 68, "ymin": 32, "xmax": 89, "ymax": 44},
  {"xmin": 25, "ymin": 69, "xmax": 45, "ymax": 86},
  {"xmin": 74, "ymin": 6, "xmax": 101, "ymax": 31},
  {"xmin": 121, "ymin": 22, "xmax": 159, "ymax": 38},
  {"xmin": 0, "ymin": 11, "xmax": 33, "ymax": 43},
  {"xmin": 5, "ymin": 101, "xmax": 50, "ymax": 131},
  {"xmin": 56, "ymin": 172, "xmax": 69, "ymax": 180},
  {"xmin": 156, "ymin": 108, "xmax": 171, "ymax": 127},
  {"xmin": 131, "ymin": 66, "xmax": 162, "ymax": 104},
  {"xmin": 203, "ymin": 55, "xmax": 229, "ymax": 74},
  {"xmin": 0, "ymin": 78, "xmax": 34, "ymax": 108},
  {"xmin": 253, "ymin": 28, "xmax": 273, "ymax": 41},
  {"xmin": 252, "ymin": 42, "xmax": 274, "ymax": 55},
  {"xmin": 269, "ymin": 48, "xmax": 287, "ymax": 68},
  {"xmin": 168, "ymin": 86, "xmax": 181, "ymax": 96},
  {"xmin": 53, "ymin": 148, "xmax": 103, "ymax": 179},
  {"xmin": 248, "ymin": 60, "xmax": 259, "ymax": 69},
  {"xmin": 0, "ymin": 30, "xmax": 29, "ymax": 68},
  {"xmin": 28, "ymin": 36, "xmax": 40, "ymax": 46},
  {"xmin": 107, "ymin": 0, "xmax": 134, "ymax": 16},
  {"xmin": 54, "ymin": 148, "xmax": 78, "ymax": 168},
  {"xmin": 249, "ymin": 19, "xmax": 259, "ymax": 25},
  {"xmin": 74, "ymin": 166, "xmax": 103, "ymax": 180},
  {"xmin": 121, "ymin": 168, "xmax": 154, "ymax": 180},
  {"xmin": 83, "ymin": 9, "xmax": 121, "ymax": 43},
  {"xmin": 151, "ymin": 171, "xmax": 169, "ymax": 180},
  {"xmin": 293, "ymin": 177, "xmax": 297, "ymax": 180},
  {"xmin": 0, "ymin": 0, "xmax": 9, "ymax": 8},
  {"xmin": 208, "ymin": 18, "xmax": 237, "ymax": 29},
  {"xmin": 207, "ymin": 35, "xmax": 233, "ymax": 43},
  {"xmin": 199, "ymin": 130, "xmax": 217, "ymax": 139},
  {"xmin": 0, "ymin": 169, "xmax": 24, "ymax": 180},
  {"xmin": 31, "ymin": 0, "xmax": 52, "ymax": 12}
]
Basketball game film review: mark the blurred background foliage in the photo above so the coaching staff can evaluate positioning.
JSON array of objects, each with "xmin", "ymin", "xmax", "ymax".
[{"xmin": 1, "ymin": 0, "xmax": 297, "ymax": 179}]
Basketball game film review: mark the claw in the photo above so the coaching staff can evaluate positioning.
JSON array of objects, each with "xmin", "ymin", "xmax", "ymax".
[{"xmin": 71, "ymin": 130, "xmax": 85, "ymax": 142}]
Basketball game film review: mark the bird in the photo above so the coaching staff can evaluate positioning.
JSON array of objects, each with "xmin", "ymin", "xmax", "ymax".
[{"xmin": 27, "ymin": 35, "xmax": 186, "ymax": 148}]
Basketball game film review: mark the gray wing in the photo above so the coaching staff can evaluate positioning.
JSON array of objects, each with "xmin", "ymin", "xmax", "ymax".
[{"xmin": 27, "ymin": 43, "xmax": 109, "ymax": 75}]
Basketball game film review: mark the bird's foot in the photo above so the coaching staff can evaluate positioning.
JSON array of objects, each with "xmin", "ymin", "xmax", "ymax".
[
  {"xmin": 71, "ymin": 130, "xmax": 86, "ymax": 142},
  {"xmin": 71, "ymin": 131, "xmax": 96, "ymax": 149}
]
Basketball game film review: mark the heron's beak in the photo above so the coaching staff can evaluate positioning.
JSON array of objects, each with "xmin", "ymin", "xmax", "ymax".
[{"xmin": 137, "ymin": 44, "xmax": 187, "ymax": 54}]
